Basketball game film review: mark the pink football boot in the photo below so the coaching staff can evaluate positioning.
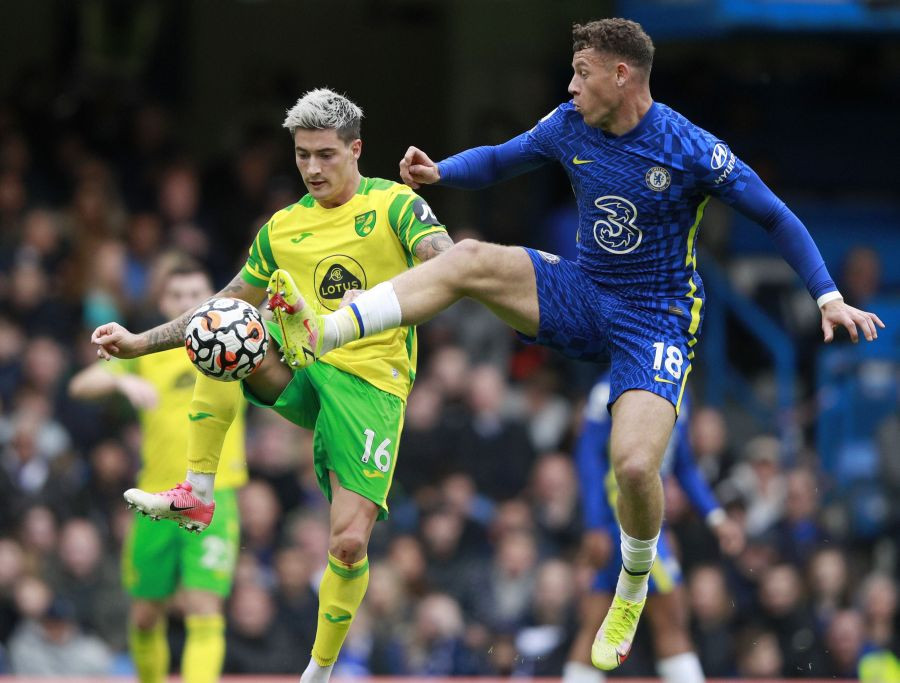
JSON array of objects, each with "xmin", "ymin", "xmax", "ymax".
[{"xmin": 123, "ymin": 481, "xmax": 215, "ymax": 533}]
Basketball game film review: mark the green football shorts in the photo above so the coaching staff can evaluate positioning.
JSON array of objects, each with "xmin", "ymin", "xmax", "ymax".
[
  {"xmin": 122, "ymin": 488, "xmax": 239, "ymax": 599},
  {"xmin": 242, "ymin": 349, "xmax": 404, "ymax": 521}
]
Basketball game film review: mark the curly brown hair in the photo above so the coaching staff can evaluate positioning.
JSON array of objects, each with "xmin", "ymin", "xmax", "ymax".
[{"xmin": 572, "ymin": 19, "xmax": 655, "ymax": 72}]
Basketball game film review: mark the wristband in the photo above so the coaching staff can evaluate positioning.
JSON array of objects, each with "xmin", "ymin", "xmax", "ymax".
[
  {"xmin": 706, "ymin": 508, "xmax": 727, "ymax": 528},
  {"xmin": 816, "ymin": 291, "xmax": 843, "ymax": 308}
]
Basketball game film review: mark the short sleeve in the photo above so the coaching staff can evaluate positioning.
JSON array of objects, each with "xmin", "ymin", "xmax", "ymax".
[
  {"xmin": 241, "ymin": 221, "xmax": 278, "ymax": 287},
  {"xmin": 386, "ymin": 191, "xmax": 447, "ymax": 255}
]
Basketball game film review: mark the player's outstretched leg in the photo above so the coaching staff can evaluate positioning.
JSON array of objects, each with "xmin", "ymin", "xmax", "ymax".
[
  {"xmin": 267, "ymin": 269, "xmax": 324, "ymax": 368},
  {"xmin": 124, "ymin": 481, "xmax": 216, "ymax": 533}
]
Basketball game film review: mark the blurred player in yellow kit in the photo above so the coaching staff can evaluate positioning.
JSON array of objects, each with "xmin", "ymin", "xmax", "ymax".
[
  {"xmin": 70, "ymin": 257, "xmax": 247, "ymax": 683},
  {"xmin": 91, "ymin": 88, "xmax": 453, "ymax": 683}
]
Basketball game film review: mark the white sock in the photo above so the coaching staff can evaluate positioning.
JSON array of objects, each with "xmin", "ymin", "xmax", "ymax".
[
  {"xmin": 616, "ymin": 528, "xmax": 659, "ymax": 602},
  {"xmin": 563, "ymin": 660, "xmax": 605, "ymax": 683},
  {"xmin": 322, "ymin": 282, "xmax": 402, "ymax": 353},
  {"xmin": 185, "ymin": 470, "xmax": 215, "ymax": 504},
  {"xmin": 657, "ymin": 652, "xmax": 705, "ymax": 683},
  {"xmin": 299, "ymin": 658, "xmax": 334, "ymax": 683}
]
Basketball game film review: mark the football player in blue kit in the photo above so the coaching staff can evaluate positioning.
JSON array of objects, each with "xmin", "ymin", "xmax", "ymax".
[
  {"xmin": 272, "ymin": 17, "xmax": 883, "ymax": 671},
  {"xmin": 564, "ymin": 374, "xmax": 743, "ymax": 683}
]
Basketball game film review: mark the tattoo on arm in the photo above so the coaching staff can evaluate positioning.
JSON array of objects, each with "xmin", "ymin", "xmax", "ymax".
[
  {"xmin": 139, "ymin": 274, "xmax": 266, "ymax": 354},
  {"xmin": 142, "ymin": 310, "xmax": 194, "ymax": 354},
  {"xmin": 414, "ymin": 232, "xmax": 455, "ymax": 261}
]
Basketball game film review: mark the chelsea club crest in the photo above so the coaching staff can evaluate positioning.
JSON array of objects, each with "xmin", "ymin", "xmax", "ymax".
[{"xmin": 645, "ymin": 166, "xmax": 671, "ymax": 192}]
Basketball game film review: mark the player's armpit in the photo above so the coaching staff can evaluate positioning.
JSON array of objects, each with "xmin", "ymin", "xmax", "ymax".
[{"xmin": 413, "ymin": 232, "xmax": 455, "ymax": 262}]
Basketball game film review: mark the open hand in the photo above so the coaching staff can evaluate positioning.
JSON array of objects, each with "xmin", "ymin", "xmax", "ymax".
[{"xmin": 820, "ymin": 299, "xmax": 884, "ymax": 343}]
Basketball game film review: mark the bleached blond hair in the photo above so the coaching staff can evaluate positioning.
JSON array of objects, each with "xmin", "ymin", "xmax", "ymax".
[{"xmin": 282, "ymin": 88, "xmax": 363, "ymax": 142}]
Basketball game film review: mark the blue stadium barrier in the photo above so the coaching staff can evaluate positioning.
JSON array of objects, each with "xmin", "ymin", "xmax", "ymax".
[{"xmin": 700, "ymin": 255, "xmax": 797, "ymax": 455}]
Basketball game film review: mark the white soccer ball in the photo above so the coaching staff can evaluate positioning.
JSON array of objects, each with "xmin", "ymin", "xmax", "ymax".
[{"xmin": 185, "ymin": 298, "xmax": 268, "ymax": 382}]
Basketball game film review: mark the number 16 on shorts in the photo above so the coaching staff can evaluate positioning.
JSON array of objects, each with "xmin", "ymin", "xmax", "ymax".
[
  {"xmin": 361, "ymin": 429, "xmax": 392, "ymax": 473},
  {"xmin": 652, "ymin": 342, "xmax": 684, "ymax": 380}
]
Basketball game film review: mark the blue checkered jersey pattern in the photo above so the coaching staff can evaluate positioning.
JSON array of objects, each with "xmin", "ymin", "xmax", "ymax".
[{"xmin": 438, "ymin": 100, "xmax": 837, "ymax": 302}]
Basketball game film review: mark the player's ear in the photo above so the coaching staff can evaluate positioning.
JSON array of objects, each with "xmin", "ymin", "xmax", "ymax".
[
  {"xmin": 616, "ymin": 62, "xmax": 628, "ymax": 87},
  {"xmin": 351, "ymin": 138, "xmax": 362, "ymax": 159}
]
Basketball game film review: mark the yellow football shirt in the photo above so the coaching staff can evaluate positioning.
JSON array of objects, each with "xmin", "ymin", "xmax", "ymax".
[
  {"xmin": 240, "ymin": 176, "xmax": 447, "ymax": 401},
  {"xmin": 114, "ymin": 350, "xmax": 248, "ymax": 491}
]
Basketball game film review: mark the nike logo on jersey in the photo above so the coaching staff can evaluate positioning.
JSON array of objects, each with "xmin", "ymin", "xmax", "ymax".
[
  {"xmin": 188, "ymin": 412, "xmax": 214, "ymax": 421},
  {"xmin": 170, "ymin": 502, "xmax": 198, "ymax": 511},
  {"xmin": 290, "ymin": 232, "xmax": 314, "ymax": 244},
  {"xmin": 323, "ymin": 613, "xmax": 351, "ymax": 623},
  {"xmin": 362, "ymin": 469, "xmax": 385, "ymax": 479},
  {"xmin": 573, "ymin": 155, "xmax": 595, "ymax": 165},
  {"xmin": 653, "ymin": 376, "xmax": 678, "ymax": 385}
]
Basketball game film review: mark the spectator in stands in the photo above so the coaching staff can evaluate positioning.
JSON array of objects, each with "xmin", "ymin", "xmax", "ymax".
[
  {"xmin": 15, "ymin": 505, "xmax": 58, "ymax": 574},
  {"xmin": 824, "ymin": 609, "xmax": 866, "ymax": 678},
  {"xmin": 8, "ymin": 596, "xmax": 113, "ymax": 675},
  {"xmin": 727, "ymin": 434, "xmax": 786, "ymax": 537},
  {"xmin": 840, "ymin": 246, "xmax": 882, "ymax": 309},
  {"xmin": 403, "ymin": 592, "xmax": 485, "ymax": 676},
  {"xmin": 735, "ymin": 626, "xmax": 783, "ymax": 678},
  {"xmin": 514, "ymin": 559, "xmax": 577, "ymax": 675},
  {"xmin": 687, "ymin": 564, "xmax": 737, "ymax": 677},
  {"xmin": 859, "ymin": 572, "xmax": 897, "ymax": 652},
  {"xmin": 454, "ymin": 364, "xmax": 535, "ymax": 501},
  {"xmin": 528, "ymin": 452, "xmax": 582, "ymax": 555},
  {"xmin": 272, "ymin": 546, "xmax": 318, "ymax": 657},
  {"xmin": 807, "ymin": 546, "xmax": 850, "ymax": 627},
  {"xmin": 224, "ymin": 581, "xmax": 302, "ymax": 674},
  {"xmin": 771, "ymin": 467, "xmax": 828, "ymax": 565},
  {"xmin": 237, "ymin": 478, "xmax": 283, "ymax": 577},
  {"xmin": 758, "ymin": 563, "xmax": 825, "ymax": 675},
  {"xmin": 462, "ymin": 529, "xmax": 539, "ymax": 631},
  {"xmin": 689, "ymin": 405, "xmax": 735, "ymax": 487},
  {"xmin": 45, "ymin": 518, "xmax": 127, "ymax": 650}
]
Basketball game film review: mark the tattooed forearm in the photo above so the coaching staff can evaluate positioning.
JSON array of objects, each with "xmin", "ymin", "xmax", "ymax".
[
  {"xmin": 414, "ymin": 232, "xmax": 455, "ymax": 261},
  {"xmin": 141, "ymin": 309, "xmax": 194, "ymax": 353},
  {"xmin": 138, "ymin": 274, "xmax": 266, "ymax": 354}
]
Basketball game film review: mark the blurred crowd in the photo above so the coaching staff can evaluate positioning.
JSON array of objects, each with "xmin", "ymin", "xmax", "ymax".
[{"xmin": 1, "ymin": 14, "xmax": 899, "ymax": 679}]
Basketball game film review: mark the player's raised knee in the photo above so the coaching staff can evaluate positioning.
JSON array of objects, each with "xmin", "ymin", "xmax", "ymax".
[{"xmin": 330, "ymin": 529, "xmax": 369, "ymax": 563}]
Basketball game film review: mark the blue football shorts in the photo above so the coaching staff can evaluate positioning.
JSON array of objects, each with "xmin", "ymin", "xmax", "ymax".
[
  {"xmin": 591, "ymin": 525, "xmax": 683, "ymax": 595},
  {"xmin": 522, "ymin": 248, "xmax": 703, "ymax": 413}
]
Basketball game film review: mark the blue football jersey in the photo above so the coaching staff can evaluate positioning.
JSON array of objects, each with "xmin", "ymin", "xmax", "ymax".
[{"xmin": 521, "ymin": 101, "xmax": 747, "ymax": 303}]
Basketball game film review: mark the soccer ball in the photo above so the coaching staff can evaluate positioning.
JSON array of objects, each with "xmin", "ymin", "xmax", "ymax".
[{"xmin": 185, "ymin": 298, "xmax": 268, "ymax": 381}]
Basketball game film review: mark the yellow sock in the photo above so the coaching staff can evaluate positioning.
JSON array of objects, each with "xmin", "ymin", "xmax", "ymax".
[
  {"xmin": 129, "ymin": 620, "xmax": 169, "ymax": 683},
  {"xmin": 311, "ymin": 553, "xmax": 370, "ymax": 666},
  {"xmin": 187, "ymin": 374, "xmax": 241, "ymax": 474},
  {"xmin": 182, "ymin": 614, "xmax": 225, "ymax": 683}
]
